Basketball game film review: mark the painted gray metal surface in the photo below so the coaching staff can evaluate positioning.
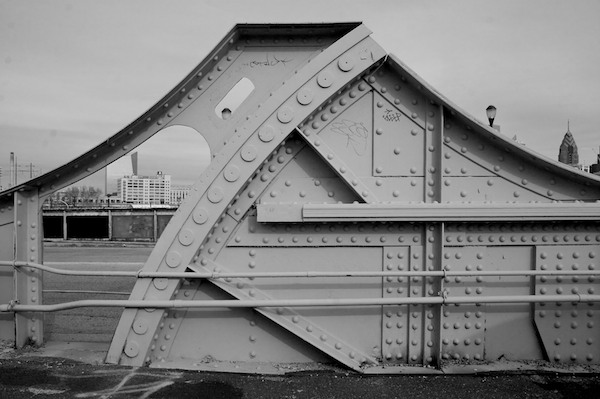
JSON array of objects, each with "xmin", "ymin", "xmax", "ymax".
[{"xmin": 1, "ymin": 22, "xmax": 600, "ymax": 373}]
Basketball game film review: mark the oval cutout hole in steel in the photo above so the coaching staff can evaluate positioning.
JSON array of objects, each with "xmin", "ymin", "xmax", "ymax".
[{"xmin": 215, "ymin": 77, "xmax": 255, "ymax": 120}]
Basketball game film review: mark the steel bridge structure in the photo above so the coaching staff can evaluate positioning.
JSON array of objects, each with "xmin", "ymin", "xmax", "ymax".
[{"xmin": 1, "ymin": 23, "xmax": 600, "ymax": 373}]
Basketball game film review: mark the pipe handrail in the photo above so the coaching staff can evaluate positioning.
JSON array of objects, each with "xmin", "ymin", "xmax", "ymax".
[
  {"xmin": 0, "ymin": 261, "xmax": 600, "ymax": 279},
  {"xmin": 1, "ymin": 294, "xmax": 599, "ymax": 313},
  {"xmin": 42, "ymin": 289, "xmax": 130, "ymax": 296},
  {"xmin": 2, "ymin": 261, "xmax": 599, "ymax": 279}
]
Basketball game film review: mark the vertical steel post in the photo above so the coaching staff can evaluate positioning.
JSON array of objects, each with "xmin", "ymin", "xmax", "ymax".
[
  {"xmin": 0, "ymin": 194, "xmax": 15, "ymax": 341},
  {"xmin": 108, "ymin": 209, "xmax": 113, "ymax": 240},
  {"xmin": 153, "ymin": 209, "xmax": 158, "ymax": 242},
  {"xmin": 13, "ymin": 190, "xmax": 43, "ymax": 346},
  {"xmin": 62, "ymin": 210, "xmax": 67, "ymax": 240}
]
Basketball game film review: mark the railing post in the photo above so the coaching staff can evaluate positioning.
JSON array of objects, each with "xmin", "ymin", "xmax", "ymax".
[
  {"xmin": 153, "ymin": 209, "xmax": 158, "ymax": 242},
  {"xmin": 108, "ymin": 209, "xmax": 112, "ymax": 240},
  {"xmin": 62, "ymin": 209, "xmax": 67, "ymax": 240},
  {"xmin": 14, "ymin": 190, "xmax": 44, "ymax": 346},
  {"xmin": 0, "ymin": 194, "xmax": 15, "ymax": 342}
]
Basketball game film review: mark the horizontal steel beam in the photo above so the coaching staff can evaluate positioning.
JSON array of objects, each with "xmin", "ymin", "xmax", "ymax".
[
  {"xmin": 2, "ymin": 294, "xmax": 599, "ymax": 313},
  {"xmin": 257, "ymin": 202, "xmax": 600, "ymax": 222}
]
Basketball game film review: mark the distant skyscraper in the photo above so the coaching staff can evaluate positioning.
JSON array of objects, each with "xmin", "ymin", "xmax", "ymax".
[
  {"xmin": 558, "ymin": 122, "xmax": 579, "ymax": 167},
  {"xmin": 105, "ymin": 152, "xmax": 137, "ymax": 194}
]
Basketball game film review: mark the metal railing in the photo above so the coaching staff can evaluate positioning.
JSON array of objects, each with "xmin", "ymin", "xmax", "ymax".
[
  {"xmin": 0, "ymin": 260, "xmax": 599, "ymax": 312},
  {"xmin": 3, "ymin": 260, "xmax": 600, "ymax": 279}
]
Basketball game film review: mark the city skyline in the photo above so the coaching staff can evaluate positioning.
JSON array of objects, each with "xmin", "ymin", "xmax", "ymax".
[{"xmin": 1, "ymin": 0, "xmax": 600, "ymax": 190}]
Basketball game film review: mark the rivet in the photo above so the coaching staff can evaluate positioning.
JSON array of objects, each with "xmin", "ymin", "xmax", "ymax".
[
  {"xmin": 130, "ymin": 322, "xmax": 147, "ymax": 339},
  {"xmin": 259, "ymin": 125, "xmax": 276, "ymax": 142},
  {"xmin": 317, "ymin": 71, "xmax": 334, "ymax": 88},
  {"xmin": 124, "ymin": 341, "xmax": 140, "ymax": 358},
  {"xmin": 293, "ymin": 88, "xmax": 314, "ymax": 107},
  {"xmin": 208, "ymin": 187, "xmax": 224, "ymax": 203},
  {"xmin": 337, "ymin": 55, "xmax": 355, "ymax": 72},
  {"xmin": 153, "ymin": 278, "xmax": 169, "ymax": 291},
  {"xmin": 178, "ymin": 229, "xmax": 195, "ymax": 246},
  {"xmin": 165, "ymin": 251, "xmax": 182, "ymax": 268},
  {"xmin": 241, "ymin": 145, "xmax": 257, "ymax": 162}
]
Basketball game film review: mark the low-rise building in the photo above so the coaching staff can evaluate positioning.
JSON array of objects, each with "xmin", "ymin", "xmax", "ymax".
[
  {"xmin": 170, "ymin": 185, "xmax": 191, "ymax": 206},
  {"xmin": 118, "ymin": 172, "xmax": 171, "ymax": 205}
]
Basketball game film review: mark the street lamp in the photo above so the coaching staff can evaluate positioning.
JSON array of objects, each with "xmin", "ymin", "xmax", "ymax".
[{"xmin": 486, "ymin": 105, "xmax": 497, "ymax": 127}]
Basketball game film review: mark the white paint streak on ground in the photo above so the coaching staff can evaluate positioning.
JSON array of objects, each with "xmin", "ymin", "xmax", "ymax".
[
  {"xmin": 53, "ymin": 368, "xmax": 182, "ymax": 399},
  {"xmin": 28, "ymin": 387, "xmax": 67, "ymax": 395}
]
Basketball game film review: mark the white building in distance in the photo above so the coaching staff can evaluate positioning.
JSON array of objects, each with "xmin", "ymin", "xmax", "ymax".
[
  {"xmin": 118, "ymin": 172, "xmax": 171, "ymax": 205},
  {"xmin": 170, "ymin": 185, "xmax": 191, "ymax": 206}
]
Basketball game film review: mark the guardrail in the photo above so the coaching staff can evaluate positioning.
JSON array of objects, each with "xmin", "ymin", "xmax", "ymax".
[{"xmin": 1, "ymin": 260, "xmax": 600, "ymax": 312}]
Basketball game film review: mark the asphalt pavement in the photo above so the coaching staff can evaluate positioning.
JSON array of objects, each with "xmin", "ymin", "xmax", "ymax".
[{"xmin": 1, "ymin": 349, "xmax": 600, "ymax": 399}]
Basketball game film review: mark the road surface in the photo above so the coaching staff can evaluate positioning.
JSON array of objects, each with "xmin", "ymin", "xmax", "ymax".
[{"xmin": 43, "ymin": 245, "xmax": 151, "ymax": 343}]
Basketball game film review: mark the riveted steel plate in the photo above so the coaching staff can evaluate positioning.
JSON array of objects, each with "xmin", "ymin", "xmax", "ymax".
[
  {"xmin": 317, "ymin": 93, "xmax": 374, "ymax": 177},
  {"xmin": 373, "ymin": 93, "xmax": 425, "ymax": 177},
  {"xmin": 382, "ymin": 246, "xmax": 410, "ymax": 364},
  {"xmin": 535, "ymin": 245, "xmax": 600, "ymax": 363},
  {"xmin": 442, "ymin": 245, "xmax": 543, "ymax": 361}
]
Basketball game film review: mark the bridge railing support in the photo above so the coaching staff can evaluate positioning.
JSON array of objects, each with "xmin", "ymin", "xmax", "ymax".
[{"xmin": 13, "ymin": 190, "xmax": 44, "ymax": 347}]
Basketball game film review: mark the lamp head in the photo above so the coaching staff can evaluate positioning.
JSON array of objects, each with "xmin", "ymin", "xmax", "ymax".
[{"xmin": 486, "ymin": 105, "xmax": 497, "ymax": 127}]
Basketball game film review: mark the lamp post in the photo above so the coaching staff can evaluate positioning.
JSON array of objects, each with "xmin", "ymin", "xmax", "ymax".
[{"xmin": 486, "ymin": 105, "xmax": 497, "ymax": 127}]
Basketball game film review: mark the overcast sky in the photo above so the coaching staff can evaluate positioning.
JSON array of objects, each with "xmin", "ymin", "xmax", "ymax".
[{"xmin": 1, "ymin": 0, "xmax": 599, "ymax": 190}]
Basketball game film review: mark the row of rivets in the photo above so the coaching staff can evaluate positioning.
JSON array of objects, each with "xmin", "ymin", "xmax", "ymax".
[{"xmin": 382, "ymin": 247, "xmax": 409, "ymax": 363}]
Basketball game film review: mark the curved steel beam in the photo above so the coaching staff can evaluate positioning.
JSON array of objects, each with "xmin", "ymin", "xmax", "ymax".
[{"xmin": 106, "ymin": 23, "xmax": 386, "ymax": 368}]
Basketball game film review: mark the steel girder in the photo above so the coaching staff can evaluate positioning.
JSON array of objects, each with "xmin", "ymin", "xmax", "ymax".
[{"xmin": 2, "ymin": 23, "xmax": 600, "ymax": 373}]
